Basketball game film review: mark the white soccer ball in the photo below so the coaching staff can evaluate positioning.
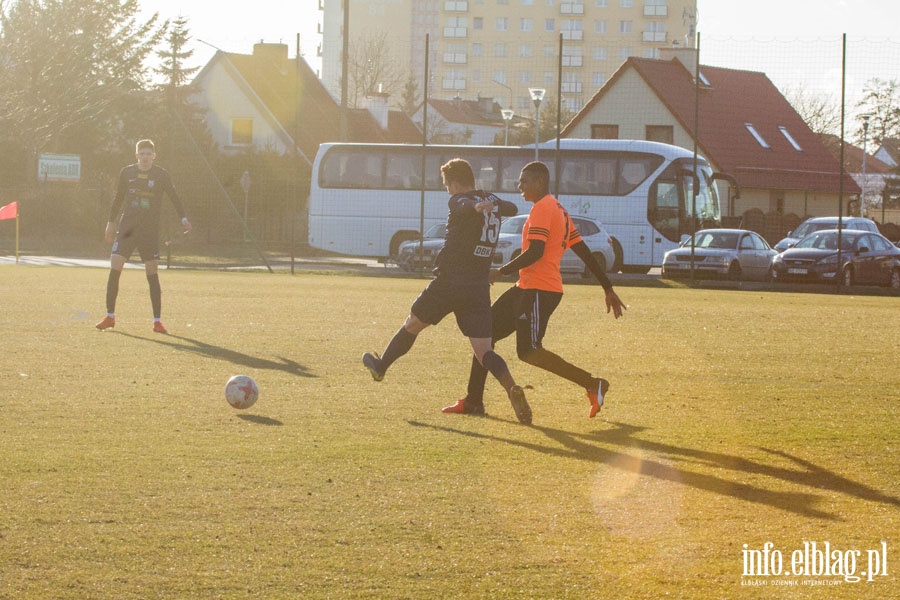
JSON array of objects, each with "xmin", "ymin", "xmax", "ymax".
[{"xmin": 225, "ymin": 375, "xmax": 259, "ymax": 409}]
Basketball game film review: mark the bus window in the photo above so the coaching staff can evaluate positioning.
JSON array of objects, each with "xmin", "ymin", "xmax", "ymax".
[
  {"xmin": 468, "ymin": 155, "xmax": 499, "ymax": 191},
  {"xmin": 500, "ymin": 156, "xmax": 530, "ymax": 192},
  {"xmin": 590, "ymin": 156, "xmax": 617, "ymax": 195},
  {"xmin": 386, "ymin": 152, "xmax": 420, "ymax": 190},
  {"xmin": 617, "ymin": 155, "xmax": 663, "ymax": 195},
  {"xmin": 320, "ymin": 150, "xmax": 384, "ymax": 188},
  {"xmin": 559, "ymin": 158, "xmax": 594, "ymax": 194}
]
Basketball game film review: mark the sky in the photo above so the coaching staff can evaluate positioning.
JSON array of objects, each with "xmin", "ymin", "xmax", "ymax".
[{"xmin": 140, "ymin": 0, "xmax": 900, "ymax": 104}]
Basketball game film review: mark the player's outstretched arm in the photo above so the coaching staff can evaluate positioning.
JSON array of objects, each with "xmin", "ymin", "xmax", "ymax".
[{"xmin": 572, "ymin": 241, "xmax": 625, "ymax": 319}]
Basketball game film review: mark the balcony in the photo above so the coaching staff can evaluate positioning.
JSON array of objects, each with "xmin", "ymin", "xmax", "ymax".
[
  {"xmin": 443, "ymin": 27, "xmax": 468, "ymax": 38},
  {"xmin": 561, "ymin": 30, "xmax": 584, "ymax": 41},
  {"xmin": 642, "ymin": 31, "xmax": 666, "ymax": 43},
  {"xmin": 644, "ymin": 4, "xmax": 668, "ymax": 17},
  {"xmin": 560, "ymin": 3, "xmax": 585, "ymax": 15},
  {"xmin": 444, "ymin": 1, "xmax": 469, "ymax": 11},
  {"xmin": 443, "ymin": 52, "xmax": 468, "ymax": 64}
]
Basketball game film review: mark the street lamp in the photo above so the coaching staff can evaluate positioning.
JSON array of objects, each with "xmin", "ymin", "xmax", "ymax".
[
  {"xmin": 501, "ymin": 109, "xmax": 514, "ymax": 146},
  {"xmin": 861, "ymin": 115, "xmax": 871, "ymax": 218},
  {"xmin": 528, "ymin": 87, "xmax": 545, "ymax": 161}
]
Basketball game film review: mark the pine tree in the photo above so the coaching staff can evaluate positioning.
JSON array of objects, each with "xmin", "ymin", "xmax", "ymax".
[{"xmin": 155, "ymin": 15, "xmax": 199, "ymax": 107}]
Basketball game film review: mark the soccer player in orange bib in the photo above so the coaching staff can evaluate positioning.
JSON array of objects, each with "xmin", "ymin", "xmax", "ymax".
[{"xmin": 444, "ymin": 161, "xmax": 625, "ymax": 420}]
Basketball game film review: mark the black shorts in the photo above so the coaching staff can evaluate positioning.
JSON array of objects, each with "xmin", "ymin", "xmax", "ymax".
[
  {"xmin": 410, "ymin": 276, "xmax": 493, "ymax": 338},
  {"xmin": 492, "ymin": 286, "xmax": 563, "ymax": 352},
  {"xmin": 111, "ymin": 226, "xmax": 160, "ymax": 262}
]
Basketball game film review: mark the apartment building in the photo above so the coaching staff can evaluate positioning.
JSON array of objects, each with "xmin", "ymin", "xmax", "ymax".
[{"xmin": 319, "ymin": 0, "xmax": 697, "ymax": 114}]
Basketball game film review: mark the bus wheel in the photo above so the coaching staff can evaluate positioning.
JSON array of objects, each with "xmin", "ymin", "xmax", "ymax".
[
  {"xmin": 389, "ymin": 231, "xmax": 419, "ymax": 258},
  {"xmin": 611, "ymin": 238, "xmax": 624, "ymax": 272}
]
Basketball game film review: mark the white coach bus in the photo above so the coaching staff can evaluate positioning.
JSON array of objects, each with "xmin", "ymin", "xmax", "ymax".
[{"xmin": 308, "ymin": 139, "xmax": 735, "ymax": 271}]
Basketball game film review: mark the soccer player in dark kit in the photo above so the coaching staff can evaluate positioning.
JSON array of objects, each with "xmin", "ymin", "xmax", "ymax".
[
  {"xmin": 444, "ymin": 161, "xmax": 626, "ymax": 421},
  {"xmin": 362, "ymin": 158, "xmax": 533, "ymax": 424},
  {"xmin": 95, "ymin": 139, "xmax": 191, "ymax": 334}
]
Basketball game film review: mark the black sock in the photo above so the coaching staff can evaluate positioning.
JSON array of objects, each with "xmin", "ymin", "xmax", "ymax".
[
  {"xmin": 466, "ymin": 354, "xmax": 489, "ymax": 404},
  {"xmin": 106, "ymin": 269, "xmax": 122, "ymax": 314},
  {"xmin": 380, "ymin": 327, "xmax": 417, "ymax": 371},
  {"xmin": 481, "ymin": 350, "xmax": 514, "ymax": 391},
  {"xmin": 147, "ymin": 273, "xmax": 162, "ymax": 319}
]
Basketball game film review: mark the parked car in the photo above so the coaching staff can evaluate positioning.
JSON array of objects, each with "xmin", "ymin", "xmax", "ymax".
[
  {"xmin": 772, "ymin": 229, "xmax": 900, "ymax": 288},
  {"xmin": 661, "ymin": 229, "xmax": 777, "ymax": 281},
  {"xmin": 395, "ymin": 222, "xmax": 446, "ymax": 271},
  {"xmin": 773, "ymin": 216, "xmax": 878, "ymax": 252},
  {"xmin": 493, "ymin": 214, "xmax": 616, "ymax": 276}
]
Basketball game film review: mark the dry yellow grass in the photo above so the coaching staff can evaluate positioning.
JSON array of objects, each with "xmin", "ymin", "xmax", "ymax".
[{"xmin": 0, "ymin": 266, "xmax": 897, "ymax": 598}]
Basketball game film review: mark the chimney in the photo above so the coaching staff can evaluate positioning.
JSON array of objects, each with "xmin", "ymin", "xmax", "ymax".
[
  {"xmin": 363, "ymin": 88, "xmax": 390, "ymax": 130},
  {"xmin": 477, "ymin": 95, "xmax": 494, "ymax": 114},
  {"xmin": 659, "ymin": 45, "xmax": 698, "ymax": 77},
  {"xmin": 253, "ymin": 42, "xmax": 290, "ymax": 73}
]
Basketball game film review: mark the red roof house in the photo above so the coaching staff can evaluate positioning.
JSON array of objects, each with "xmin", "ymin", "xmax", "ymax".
[{"xmin": 562, "ymin": 49, "xmax": 859, "ymax": 220}]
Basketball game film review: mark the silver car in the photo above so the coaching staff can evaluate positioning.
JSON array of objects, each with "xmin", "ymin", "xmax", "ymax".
[
  {"xmin": 493, "ymin": 214, "xmax": 616, "ymax": 276},
  {"xmin": 662, "ymin": 228, "xmax": 777, "ymax": 281},
  {"xmin": 395, "ymin": 222, "xmax": 446, "ymax": 271},
  {"xmin": 774, "ymin": 216, "xmax": 878, "ymax": 252}
]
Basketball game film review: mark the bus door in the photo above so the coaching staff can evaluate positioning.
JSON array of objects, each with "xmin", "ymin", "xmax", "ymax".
[{"xmin": 646, "ymin": 163, "xmax": 683, "ymax": 266}]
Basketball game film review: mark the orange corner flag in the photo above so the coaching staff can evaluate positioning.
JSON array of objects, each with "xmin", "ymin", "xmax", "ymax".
[{"xmin": 0, "ymin": 201, "xmax": 17, "ymax": 220}]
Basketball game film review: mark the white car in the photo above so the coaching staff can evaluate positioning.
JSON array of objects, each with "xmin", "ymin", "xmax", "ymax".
[{"xmin": 493, "ymin": 214, "xmax": 616, "ymax": 276}]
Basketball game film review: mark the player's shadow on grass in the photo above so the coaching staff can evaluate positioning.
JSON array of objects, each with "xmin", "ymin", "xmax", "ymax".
[
  {"xmin": 407, "ymin": 419, "xmax": 900, "ymax": 521},
  {"xmin": 115, "ymin": 332, "xmax": 314, "ymax": 378}
]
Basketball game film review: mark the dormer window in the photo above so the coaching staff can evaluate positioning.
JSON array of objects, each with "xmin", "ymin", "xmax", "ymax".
[
  {"xmin": 698, "ymin": 71, "xmax": 710, "ymax": 86},
  {"xmin": 745, "ymin": 123, "xmax": 770, "ymax": 149},
  {"xmin": 778, "ymin": 126, "xmax": 803, "ymax": 151}
]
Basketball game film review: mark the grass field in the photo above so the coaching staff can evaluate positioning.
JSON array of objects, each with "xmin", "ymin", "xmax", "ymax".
[{"xmin": 0, "ymin": 265, "xmax": 897, "ymax": 599}]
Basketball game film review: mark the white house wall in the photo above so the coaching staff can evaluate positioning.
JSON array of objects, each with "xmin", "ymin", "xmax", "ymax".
[{"xmin": 193, "ymin": 63, "xmax": 289, "ymax": 154}]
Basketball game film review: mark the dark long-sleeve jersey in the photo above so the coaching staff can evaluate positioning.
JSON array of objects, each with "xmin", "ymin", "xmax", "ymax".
[
  {"xmin": 433, "ymin": 190, "xmax": 518, "ymax": 281},
  {"xmin": 108, "ymin": 164, "xmax": 185, "ymax": 239}
]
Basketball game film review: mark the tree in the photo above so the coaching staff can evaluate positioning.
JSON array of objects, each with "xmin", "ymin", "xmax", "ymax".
[
  {"xmin": 346, "ymin": 30, "xmax": 406, "ymax": 108},
  {"xmin": 855, "ymin": 78, "xmax": 900, "ymax": 146},
  {"xmin": 400, "ymin": 76, "xmax": 420, "ymax": 116},
  {"xmin": 500, "ymin": 96, "xmax": 574, "ymax": 147},
  {"xmin": 0, "ymin": 0, "xmax": 167, "ymax": 182},
  {"xmin": 155, "ymin": 15, "xmax": 199, "ymax": 106},
  {"xmin": 783, "ymin": 84, "xmax": 841, "ymax": 136}
]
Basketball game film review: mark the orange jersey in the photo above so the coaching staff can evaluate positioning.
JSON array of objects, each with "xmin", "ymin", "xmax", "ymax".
[{"xmin": 518, "ymin": 195, "xmax": 582, "ymax": 293}]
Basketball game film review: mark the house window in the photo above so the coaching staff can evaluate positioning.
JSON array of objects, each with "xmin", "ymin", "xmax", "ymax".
[
  {"xmin": 545, "ymin": 18, "xmax": 555, "ymax": 31},
  {"xmin": 644, "ymin": 0, "xmax": 667, "ymax": 16},
  {"xmin": 779, "ymin": 126, "xmax": 803, "ymax": 151},
  {"xmin": 592, "ymin": 72, "xmax": 606, "ymax": 86},
  {"xmin": 594, "ymin": 19, "xmax": 607, "ymax": 34},
  {"xmin": 494, "ymin": 43, "xmax": 507, "ymax": 57},
  {"xmin": 473, "ymin": 17, "xmax": 483, "ymax": 29},
  {"xmin": 519, "ymin": 43, "xmax": 533, "ymax": 57},
  {"xmin": 592, "ymin": 124, "xmax": 619, "ymax": 139},
  {"xmin": 231, "ymin": 118, "xmax": 253, "ymax": 145},
  {"xmin": 593, "ymin": 46, "xmax": 607, "ymax": 60},
  {"xmin": 745, "ymin": 123, "xmax": 770, "ymax": 149},
  {"xmin": 620, "ymin": 0, "xmax": 632, "ymax": 6},
  {"xmin": 520, "ymin": 18, "xmax": 533, "ymax": 32},
  {"xmin": 646, "ymin": 125, "xmax": 673, "ymax": 144},
  {"xmin": 619, "ymin": 20, "xmax": 633, "ymax": 34},
  {"xmin": 496, "ymin": 17, "xmax": 509, "ymax": 31}
]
